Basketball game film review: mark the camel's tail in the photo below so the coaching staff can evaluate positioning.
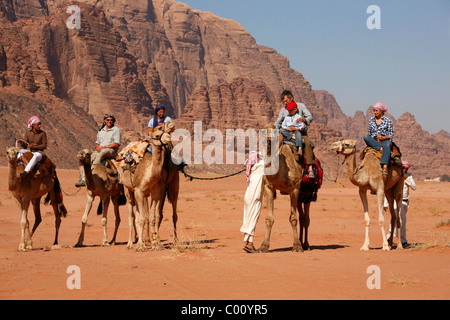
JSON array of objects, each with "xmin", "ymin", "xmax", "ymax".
[
  {"xmin": 44, "ymin": 174, "xmax": 67, "ymax": 217},
  {"xmin": 97, "ymin": 201, "xmax": 103, "ymax": 215}
]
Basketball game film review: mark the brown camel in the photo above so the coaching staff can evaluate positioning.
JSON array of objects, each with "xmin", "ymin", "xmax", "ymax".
[
  {"xmin": 331, "ymin": 139, "xmax": 405, "ymax": 250},
  {"xmin": 120, "ymin": 122, "xmax": 179, "ymax": 251},
  {"xmin": 258, "ymin": 125, "xmax": 311, "ymax": 252},
  {"xmin": 6, "ymin": 146, "xmax": 67, "ymax": 251},
  {"xmin": 74, "ymin": 149, "xmax": 123, "ymax": 247}
]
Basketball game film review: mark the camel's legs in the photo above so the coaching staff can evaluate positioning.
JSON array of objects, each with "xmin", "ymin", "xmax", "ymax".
[
  {"xmin": 52, "ymin": 203, "xmax": 62, "ymax": 246},
  {"xmin": 386, "ymin": 187, "xmax": 403, "ymax": 250},
  {"xmin": 168, "ymin": 175, "xmax": 179, "ymax": 241},
  {"xmin": 377, "ymin": 190, "xmax": 389, "ymax": 251},
  {"xmin": 31, "ymin": 197, "xmax": 42, "ymax": 236},
  {"xmin": 298, "ymin": 202, "xmax": 311, "ymax": 250},
  {"xmin": 258, "ymin": 186, "xmax": 275, "ymax": 252},
  {"xmin": 18, "ymin": 195, "xmax": 33, "ymax": 251},
  {"xmin": 359, "ymin": 189, "xmax": 371, "ymax": 251},
  {"xmin": 290, "ymin": 190, "xmax": 302, "ymax": 252},
  {"xmin": 101, "ymin": 197, "xmax": 111, "ymax": 246},
  {"xmin": 393, "ymin": 182, "xmax": 404, "ymax": 250},
  {"xmin": 143, "ymin": 197, "xmax": 150, "ymax": 245},
  {"xmin": 75, "ymin": 193, "xmax": 94, "ymax": 247},
  {"xmin": 134, "ymin": 189, "xmax": 147, "ymax": 251},
  {"xmin": 109, "ymin": 199, "xmax": 121, "ymax": 245},
  {"xmin": 149, "ymin": 188, "xmax": 165, "ymax": 250},
  {"xmin": 124, "ymin": 188, "xmax": 137, "ymax": 249}
]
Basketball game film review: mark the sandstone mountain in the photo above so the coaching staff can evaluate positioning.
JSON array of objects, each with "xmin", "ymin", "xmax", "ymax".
[{"xmin": 0, "ymin": 0, "xmax": 448, "ymax": 180}]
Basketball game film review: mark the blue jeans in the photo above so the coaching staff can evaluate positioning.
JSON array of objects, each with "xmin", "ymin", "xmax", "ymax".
[
  {"xmin": 364, "ymin": 135, "xmax": 392, "ymax": 165},
  {"xmin": 280, "ymin": 128, "xmax": 303, "ymax": 148}
]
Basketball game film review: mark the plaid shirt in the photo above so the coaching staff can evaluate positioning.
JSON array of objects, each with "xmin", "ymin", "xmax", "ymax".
[{"xmin": 367, "ymin": 116, "xmax": 394, "ymax": 141}]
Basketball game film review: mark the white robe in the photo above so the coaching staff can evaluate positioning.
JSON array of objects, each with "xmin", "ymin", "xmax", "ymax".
[{"xmin": 240, "ymin": 159, "xmax": 265, "ymax": 238}]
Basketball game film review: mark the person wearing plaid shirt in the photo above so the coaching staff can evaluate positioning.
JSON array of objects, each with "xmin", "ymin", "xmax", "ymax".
[{"xmin": 363, "ymin": 102, "xmax": 394, "ymax": 176}]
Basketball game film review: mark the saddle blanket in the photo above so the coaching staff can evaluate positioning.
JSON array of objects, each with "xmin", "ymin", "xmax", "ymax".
[{"xmin": 116, "ymin": 140, "xmax": 151, "ymax": 169}]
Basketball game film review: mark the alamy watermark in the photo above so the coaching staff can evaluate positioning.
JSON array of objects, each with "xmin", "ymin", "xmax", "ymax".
[
  {"xmin": 367, "ymin": 5, "xmax": 381, "ymax": 30},
  {"xmin": 170, "ymin": 122, "xmax": 280, "ymax": 175},
  {"xmin": 366, "ymin": 265, "xmax": 381, "ymax": 290},
  {"xmin": 66, "ymin": 265, "xmax": 81, "ymax": 290},
  {"xmin": 66, "ymin": 5, "xmax": 81, "ymax": 30}
]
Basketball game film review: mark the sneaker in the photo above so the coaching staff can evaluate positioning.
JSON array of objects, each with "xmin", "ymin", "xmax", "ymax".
[{"xmin": 75, "ymin": 180, "xmax": 86, "ymax": 187}]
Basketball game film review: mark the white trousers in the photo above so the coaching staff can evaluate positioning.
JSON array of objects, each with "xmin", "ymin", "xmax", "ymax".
[
  {"xmin": 240, "ymin": 160, "xmax": 265, "ymax": 242},
  {"xmin": 19, "ymin": 150, "xmax": 42, "ymax": 173}
]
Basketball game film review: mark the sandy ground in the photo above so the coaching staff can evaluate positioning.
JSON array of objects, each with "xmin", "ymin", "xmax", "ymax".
[{"xmin": 0, "ymin": 166, "xmax": 449, "ymax": 300}]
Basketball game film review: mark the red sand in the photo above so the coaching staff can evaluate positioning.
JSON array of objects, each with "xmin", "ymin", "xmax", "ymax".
[{"xmin": 0, "ymin": 167, "xmax": 449, "ymax": 300}]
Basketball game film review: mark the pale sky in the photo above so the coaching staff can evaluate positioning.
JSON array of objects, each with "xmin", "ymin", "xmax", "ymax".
[{"xmin": 182, "ymin": 0, "xmax": 450, "ymax": 134}]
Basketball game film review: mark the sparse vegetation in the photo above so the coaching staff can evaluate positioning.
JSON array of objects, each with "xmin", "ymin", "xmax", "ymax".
[
  {"xmin": 441, "ymin": 174, "xmax": 450, "ymax": 182},
  {"xmin": 387, "ymin": 272, "xmax": 419, "ymax": 287},
  {"xmin": 436, "ymin": 219, "xmax": 450, "ymax": 227}
]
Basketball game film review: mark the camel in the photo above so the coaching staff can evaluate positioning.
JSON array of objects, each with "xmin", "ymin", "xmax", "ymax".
[
  {"xmin": 6, "ymin": 146, "xmax": 67, "ymax": 251},
  {"xmin": 258, "ymin": 125, "xmax": 311, "ymax": 252},
  {"xmin": 74, "ymin": 149, "xmax": 124, "ymax": 247},
  {"xmin": 119, "ymin": 121, "xmax": 179, "ymax": 251},
  {"xmin": 331, "ymin": 139, "xmax": 405, "ymax": 251}
]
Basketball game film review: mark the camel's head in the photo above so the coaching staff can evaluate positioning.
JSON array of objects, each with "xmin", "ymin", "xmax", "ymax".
[
  {"xmin": 150, "ymin": 121, "xmax": 175, "ymax": 148},
  {"xmin": 6, "ymin": 147, "xmax": 19, "ymax": 163},
  {"xmin": 330, "ymin": 139, "xmax": 357, "ymax": 156},
  {"xmin": 77, "ymin": 149, "xmax": 93, "ymax": 164}
]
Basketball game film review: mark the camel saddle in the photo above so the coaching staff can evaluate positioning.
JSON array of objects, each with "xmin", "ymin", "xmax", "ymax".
[
  {"xmin": 116, "ymin": 139, "xmax": 151, "ymax": 172},
  {"xmin": 360, "ymin": 142, "xmax": 402, "ymax": 166},
  {"xmin": 99, "ymin": 158, "xmax": 119, "ymax": 178},
  {"xmin": 20, "ymin": 151, "xmax": 56, "ymax": 179}
]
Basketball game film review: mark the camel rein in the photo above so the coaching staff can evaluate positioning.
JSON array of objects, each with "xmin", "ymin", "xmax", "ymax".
[{"xmin": 178, "ymin": 165, "xmax": 246, "ymax": 181}]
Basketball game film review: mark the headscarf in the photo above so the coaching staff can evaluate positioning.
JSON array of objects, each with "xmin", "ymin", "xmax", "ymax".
[
  {"xmin": 245, "ymin": 151, "xmax": 261, "ymax": 182},
  {"xmin": 372, "ymin": 102, "xmax": 388, "ymax": 113},
  {"xmin": 402, "ymin": 161, "xmax": 412, "ymax": 169},
  {"xmin": 152, "ymin": 105, "xmax": 167, "ymax": 128},
  {"xmin": 27, "ymin": 116, "xmax": 41, "ymax": 129}
]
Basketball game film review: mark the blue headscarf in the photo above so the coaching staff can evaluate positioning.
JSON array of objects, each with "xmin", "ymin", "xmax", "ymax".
[{"xmin": 152, "ymin": 105, "xmax": 166, "ymax": 128}]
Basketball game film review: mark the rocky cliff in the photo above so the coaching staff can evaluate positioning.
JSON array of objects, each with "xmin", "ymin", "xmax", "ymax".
[{"xmin": 0, "ymin": 0, "xmax": 447, "ymax": 180}]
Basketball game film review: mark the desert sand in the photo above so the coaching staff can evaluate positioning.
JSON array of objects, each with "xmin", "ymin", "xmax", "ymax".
[{"xmin": 0, "ymin": 167, "xmax": 449, "ymax": 300}]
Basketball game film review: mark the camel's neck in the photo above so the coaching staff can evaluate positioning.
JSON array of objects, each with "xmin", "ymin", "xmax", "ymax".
[
  {"xmin": 345, "ymin": 152, "xmax": 359, "ymax": 185},
  {"xmin": 82, "ymin": 163, "xmax": 96, "ymax": 189},
  {"xmin": 151, "ymin": 145, "xmax": 165, "ymax": 178},
  {"xmin": 8, "ymin": 161, "xmax": 18, "ymax": 191}
]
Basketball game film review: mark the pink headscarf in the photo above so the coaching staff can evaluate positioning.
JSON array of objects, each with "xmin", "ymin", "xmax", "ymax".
[
  {"xmin": 27, "ymin": 116, "xmax": 41, "ymax": 129},
  {"xmin": 402, "ymin": 161, "xmax": 412, "ymax": 169},
  {"xmin": 372, "ymin": 102, "xmax": 388, "ymax": 112}
]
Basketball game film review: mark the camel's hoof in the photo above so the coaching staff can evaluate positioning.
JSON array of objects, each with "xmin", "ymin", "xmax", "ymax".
[
  {"xmin": 126, "ymin": 242, "xmax": 134, "ymax": 250},
  {"xmin": 74, "ymin": 243, "xmax": 84, "ymax": 248},
  {"xmin": 135, "ymin": 243, "xmax": 146, "ymax": 252},
  {"xmin": 257, "ymin": 246, "xmax": 269, "ymax": 253},
  {"xmin": 292, "ymin": 244, "xmax": 304, "ymax": 253},
  {"xmin": 18, "ymin": 244, "xmax": 27, "ymax": 252},
  {"xmin": 102, "ymin": 242, "xmax": 110, "ymax": 247},
  {"xmin": 382, "ymin": 246, "xmax": 391, "ymax": 251},
  {"xmin": 360, "ymin": 246, "xmax": 370, "ymax": 251}
]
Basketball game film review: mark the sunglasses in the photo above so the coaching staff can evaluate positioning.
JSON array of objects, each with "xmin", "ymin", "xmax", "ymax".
[{"xmin": 105, "ymin": 119, "xmax": 114, "ymax": 122}]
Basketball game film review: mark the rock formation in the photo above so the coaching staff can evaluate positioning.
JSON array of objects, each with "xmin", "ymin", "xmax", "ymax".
[{"xmin": 0, "ymin": 0, "xmax": 447, "ymax": 179}]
